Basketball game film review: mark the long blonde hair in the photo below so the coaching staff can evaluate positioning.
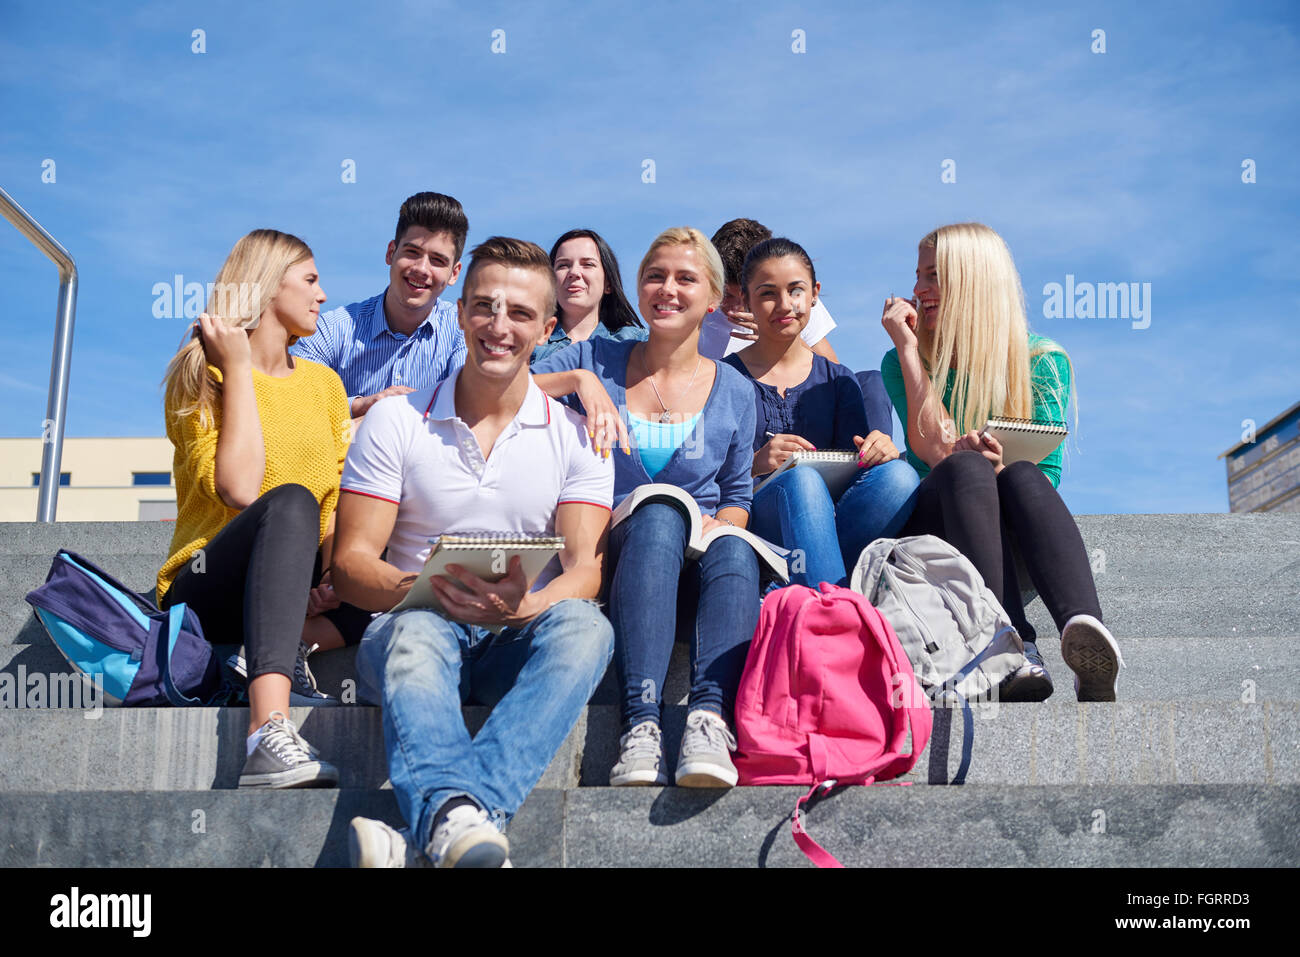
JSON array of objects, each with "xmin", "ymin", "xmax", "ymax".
[
  {"xmin": 162, "ymin": 229, "xmax": 313, "ymax": 427},
  {"xmin": 916, "ymin": 222, "xmax": 1071, "ymax": 437}
]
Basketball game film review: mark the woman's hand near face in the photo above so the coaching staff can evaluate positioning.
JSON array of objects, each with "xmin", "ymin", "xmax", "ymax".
[
  {"xmin": 724, "ymin": 305, "xmax": 759, "ymax": 343},
  {"xmin": 753, "ymin": 432, "xmax": 816, "ymax": 475},
  {"xmin": 881, "ymin": 297, "xmax": 919, "ymax": 352},
  {"xmin": 197, "ymin": 312, "xmax": 253, "ymax": 374}
]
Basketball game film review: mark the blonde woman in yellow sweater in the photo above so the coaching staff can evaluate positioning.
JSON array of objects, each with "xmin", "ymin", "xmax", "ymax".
[{"xmin": 159, "ymin": 229, "xmax": 356, "ymax": 788}]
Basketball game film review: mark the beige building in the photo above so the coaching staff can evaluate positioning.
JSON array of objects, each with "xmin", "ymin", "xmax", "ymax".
[{"xmin": 0, "ymin": 437, "xmax": 176, "ymax": 522}]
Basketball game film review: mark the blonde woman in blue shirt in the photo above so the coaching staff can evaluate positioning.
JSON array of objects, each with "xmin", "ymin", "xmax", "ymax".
[{"xmin": 533, "ymin": 227, "xmax": 759, "ymax": 790}]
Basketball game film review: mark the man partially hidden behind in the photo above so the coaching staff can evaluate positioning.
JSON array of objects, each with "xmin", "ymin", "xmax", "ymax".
[
  {"xmin": 291, "ymin": 191, "xmax": 469, "ymax": 420},
  {"xmin": 333, "ymin": 237, "xmax": 614, "ymax": 868}
]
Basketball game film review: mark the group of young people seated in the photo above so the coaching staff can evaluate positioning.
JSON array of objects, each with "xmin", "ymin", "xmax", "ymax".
[{"xmin": 156, "ymin": 191, "xmax": 1124, "ymax": 868}]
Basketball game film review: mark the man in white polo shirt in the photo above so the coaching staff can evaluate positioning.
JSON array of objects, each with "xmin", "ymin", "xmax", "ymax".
[{"xmin": 332, "ymin": 236, "xmax": 615, "ymax": 869}]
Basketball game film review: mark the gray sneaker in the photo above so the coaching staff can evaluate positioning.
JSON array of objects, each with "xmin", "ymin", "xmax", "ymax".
[
  {"xmin": 1001, "ymin": 640, "xmax": 1054, "ymax": 702},
  {"xmin": 226, "ymin": 643, "xmax": 339, "ymax": 706},
  {"xmin": 1062, "ymin": 614, "xmax": 1125, "ymax": 702},
  {"xmin": 675, "ymin": 710, "xmax": 738, "ymax": 788},
  {"xmin": 291, "ymin": 642, "xmax": 339, "ymax": 706},
  {"xmin": 349, "ymin": 817, "xmax": 429, "ymax": 868},
  {"xmin": 238, "ymin": 711, "xmax": 338, "ymax": 789},
  {"xmin": 610, "ymin": 720, "xmax": 668, "ymax": 786},
  {"xmin": 427, "ymin": 805, "xmax": 509, "ymax": 868}
]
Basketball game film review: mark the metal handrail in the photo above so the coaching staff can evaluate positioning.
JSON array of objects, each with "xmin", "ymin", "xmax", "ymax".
[{"xmin": 0, "ymin": 184, "xmax": 78, "ymax": 522}]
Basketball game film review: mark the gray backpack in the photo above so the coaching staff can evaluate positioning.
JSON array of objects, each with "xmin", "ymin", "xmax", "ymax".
[{"xmin": 849, "ymin": 535, "xmax": 1026, "ymax": 702}]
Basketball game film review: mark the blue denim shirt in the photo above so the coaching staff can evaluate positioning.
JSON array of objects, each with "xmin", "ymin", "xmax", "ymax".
[
  {"xmin": 532, "ymin": 338, "xmax": 756, "ymax": 513},
  {"xmin": 529, "ymin": 320, "xmax": 647, "ymax": 367}
]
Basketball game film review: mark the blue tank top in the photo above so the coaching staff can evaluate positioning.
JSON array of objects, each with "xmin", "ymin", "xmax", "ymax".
[{"xmin": 628, "ymin": 412, "xmax": 702, "ymax": 479}]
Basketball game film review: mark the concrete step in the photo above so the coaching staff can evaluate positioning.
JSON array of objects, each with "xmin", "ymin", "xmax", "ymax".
[
  {"xmin": 5, "ymin": 517, "xmax": 1299, "ymax": 711},
  {"xmin": 314, "ymin": 631, "xmax": 1296, "ymax": 707},
  {"xmin": 5, "ymin": 516, "xmax": 1298, "ymax": 675},
  {"xmin": 558, "ymin": 784, "xmax": 1300, "ymax": 867},
  {"xmin": 2, "ymin": 785, "xmax": 1295, "ymax": 867},
  {"xmin": 3, "ymin": 700, "xmax": 1296, "ymax": 791}
]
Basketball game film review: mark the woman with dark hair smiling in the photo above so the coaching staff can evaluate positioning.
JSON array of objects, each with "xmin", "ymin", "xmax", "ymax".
[{"xmin": 530, "ymin": 228, "xmax": 645, "ymax": 365}]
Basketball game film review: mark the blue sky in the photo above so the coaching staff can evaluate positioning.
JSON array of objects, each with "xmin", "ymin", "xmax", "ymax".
[{"xmin": 2, "ymin": 0, "xmax": 1297, "ymax": 514}]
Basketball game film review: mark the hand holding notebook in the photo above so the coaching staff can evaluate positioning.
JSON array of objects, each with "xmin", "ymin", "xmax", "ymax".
[
  {"xmin": 975, "ymin": 417, "xmax": 1068, "ymax": 467},
  {"xmin": 392, "ymin": 533, "xmax": 566, "ymax": 624}
]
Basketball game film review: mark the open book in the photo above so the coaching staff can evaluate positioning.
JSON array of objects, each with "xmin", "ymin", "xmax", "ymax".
[
  {"xmin": 981, "ymin": 417, "xmax": 1068, "ymax": 466},
  {"xmin": 391, "ymin": 532, "xmax": 565, "ymax": 616},
  {"xmin": 753, "ymin": 450, "xmax": 861, "ymax": 500},
  {"xmin": 612, "ymin": 484, "xmax": 789, "ymax": 584}
]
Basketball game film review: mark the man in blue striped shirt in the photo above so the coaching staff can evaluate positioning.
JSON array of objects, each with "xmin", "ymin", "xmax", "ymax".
[{"xmin": 292, "ymin": 192, "xmax": 470, "ymax": 418}]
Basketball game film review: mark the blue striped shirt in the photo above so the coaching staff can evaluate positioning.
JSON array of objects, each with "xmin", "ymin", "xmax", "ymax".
[{"xmin": 289, "ymin": 291, "xmax": 466, "ymax": 401}]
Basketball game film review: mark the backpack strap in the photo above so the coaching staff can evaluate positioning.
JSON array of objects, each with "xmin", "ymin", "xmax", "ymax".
[
  {"xmin": 159, "ymin": 603, "xmax": 204, "ymax": 707},
  {"xmin": 793, "ymin": 780, "xmax": 849, "ymax": 868},
  {"xmin": 931, "ymin": 630, "xmax": 1006, "ymax": 785}
]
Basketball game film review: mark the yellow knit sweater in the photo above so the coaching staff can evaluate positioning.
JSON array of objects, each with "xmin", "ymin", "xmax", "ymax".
[{"xmin": 157, "ymin": 359, "xmax": 350, "ymax": 602}]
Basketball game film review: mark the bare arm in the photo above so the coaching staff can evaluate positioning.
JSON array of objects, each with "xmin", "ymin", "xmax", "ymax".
[
  {"xmin": 200, "ymin": 313, "xmax": 266, "ymax": 509},
  {"xmin": 532, "ymin": 369, "xmax": 629, "ymax": 455},
  {"xmin": 897, "ymin": 345, "xmax": 953, "ymax": 467},
  {"xmin": 331, "ymin": 491, "xmax": 414, "ymax": 612},
  {"xmin": 519, "ymin": 502, "xmax": 609, "ymax": 614},
  {"xmin": 882, "ymin": 297, "xmax": 952, "ymax": 468}
]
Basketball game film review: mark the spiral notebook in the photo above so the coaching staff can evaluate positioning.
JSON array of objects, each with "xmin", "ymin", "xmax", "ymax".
[
  {"xmin": 980, "ymin": 417, "xmax": 1068, "ymax": 466},
  {"xmin": 392, "ymin": 532, "xmax": 566, "ymax": 615},
  {"xmin": 753, "ymin": 450, "xmax": 861, "ymax": 500}
]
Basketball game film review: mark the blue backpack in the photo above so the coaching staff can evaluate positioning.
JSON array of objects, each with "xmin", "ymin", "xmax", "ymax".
[{"xmin": 24, "ymin": 549, "xmax": 225, "ymax": 706}]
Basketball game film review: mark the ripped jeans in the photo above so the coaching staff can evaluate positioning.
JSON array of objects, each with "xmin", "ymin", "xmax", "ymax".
[{"xmin": 356, "ymin": 599, "xmax": 613, "ymax": 847}]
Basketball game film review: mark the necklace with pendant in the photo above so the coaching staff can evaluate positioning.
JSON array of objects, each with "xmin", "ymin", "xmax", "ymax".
[{"xmin": 640, "ymin": 345, "xmax": 703, "ymax": 424}]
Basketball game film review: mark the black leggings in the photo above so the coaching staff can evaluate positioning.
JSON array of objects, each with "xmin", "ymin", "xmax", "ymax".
[
  {"xmin": 164, "ymin": 484, "xmax": 369, "ymax": 680},
  {"xmin": 901, "ymin": 451, "xmax": 1102, "ymax": 643}
]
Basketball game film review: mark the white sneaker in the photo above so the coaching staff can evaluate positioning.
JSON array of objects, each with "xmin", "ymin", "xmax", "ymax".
[
  {"xmin": 427, "ymin": 805, "xmax": 509, "ymax": 868},
  {"xmin": 348, "ymin": 816, "xmax": 429, "ymax": 868},
  {"xmin": 610, "ymin": 720, "xmax": 668, "ymax": 786},
  {"xmin": 1061, "ymin": 614, "xmax": 1125, "ymax": 702},
  {"xmin": 675, "ymin": 710, "xmax": 738, "ymax": 788}
]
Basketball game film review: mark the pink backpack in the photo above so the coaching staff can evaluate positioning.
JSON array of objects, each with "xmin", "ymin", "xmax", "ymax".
[{"xmin": 734, "ymin": 582, "xmax": 933, "ymax": 867}]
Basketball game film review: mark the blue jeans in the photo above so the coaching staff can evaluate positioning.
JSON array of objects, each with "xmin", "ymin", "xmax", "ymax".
[
  {"xmin": 750, "ymin": 458, "xmax": 920, "ymax": 587},
  {"xmin": 355, "ymin": 599, "xmax": 612, "ymax": 849},
  {"xmin": 607, "ymin": 503, "xmax": 761, "ymax": 730}
]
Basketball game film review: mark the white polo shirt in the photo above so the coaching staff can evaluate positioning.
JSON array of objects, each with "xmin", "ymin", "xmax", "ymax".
[
  {"xmin": 698, "ymin": 299, "xmax": 838, "ymax": 359},
  {"xmin": 341, "ymin": 367, "xmax": 614, "ymax": 590}
]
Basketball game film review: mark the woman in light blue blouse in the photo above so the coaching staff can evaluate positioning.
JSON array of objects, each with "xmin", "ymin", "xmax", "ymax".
[
  {"xmin": 530, "ymin": 229, "xmax": 645, "ymax": 366},
  {"xmin": 533, "ymin": 227, "xmax": 759, "ymax": 791}
]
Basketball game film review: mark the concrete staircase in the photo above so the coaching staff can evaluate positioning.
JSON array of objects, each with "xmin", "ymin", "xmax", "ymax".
[{"xmin": 2, "ymin": 516, "xmax": 1298, "ymax": 866}]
